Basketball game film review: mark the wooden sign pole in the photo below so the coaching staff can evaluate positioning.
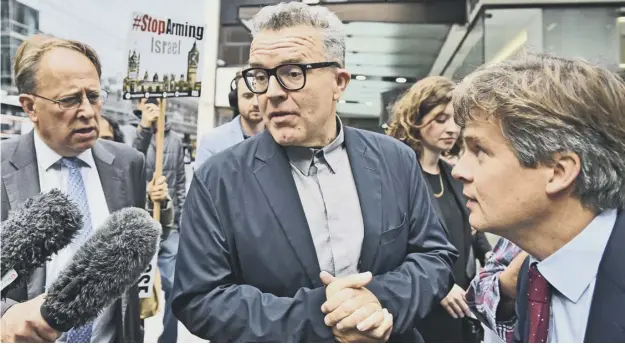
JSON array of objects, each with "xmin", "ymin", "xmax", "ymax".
[{"xmin": 152, "ymin": 98, "xmax": 166, "ymax": 222}]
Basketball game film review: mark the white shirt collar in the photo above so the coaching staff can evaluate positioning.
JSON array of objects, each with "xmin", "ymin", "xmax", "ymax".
[
  {"xmin": 33, "ymin": 129, "xmax": 95, "ymax": 170},
  {"xmin": 533, "ymin": 209, "xmax": 617, "ymax": 302}
]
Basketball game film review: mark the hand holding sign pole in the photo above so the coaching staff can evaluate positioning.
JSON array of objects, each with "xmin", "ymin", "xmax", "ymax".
[{"xmin": 152, "ymin": 98, "xmax": 166, "ymax": 223}]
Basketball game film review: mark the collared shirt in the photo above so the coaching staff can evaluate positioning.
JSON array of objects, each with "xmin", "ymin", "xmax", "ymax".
[
  {"xmin": 531, "ymin": 209, "xmax": 617, "ymax": 343},
  {"xmin": 34, "ymin": 131, "xmax": 115, "ymax": 343},
  {"xmin": 285, "ymin": 118, "xmax": 364, "ymax": 277},
  {"xmin": 466, "ymin": 237, "xmax": 522, "ymax": 342}
]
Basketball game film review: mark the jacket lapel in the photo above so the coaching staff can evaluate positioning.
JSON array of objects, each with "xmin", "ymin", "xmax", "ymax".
[
  {"xmin": 92, "ymin": 141, "xmax": 125, "ymax": 212},
  {"xmin": 584, "ymin": 210, "xmax": 625, "ymax": 342},
  {"xmin": 252, "ymin": 132, "xmax": 322, "ymax": 287},
  {"xmin": 3, "ymin": 131, "xmax": 41, "ymax": 210},
  {"xmin": 414, "ymin": 157, "xmax": 451, "ymax": 237},
  {"xmin": 344, "ymin": 128, "xmax": 382, "ymax": 272},
  {"xmin": 440, "ymin": 162, "xmax": 469, "ymax": 219},
  {"xmin": 3, "ymin": 131, "xmax": 45, "ymax": 298}
]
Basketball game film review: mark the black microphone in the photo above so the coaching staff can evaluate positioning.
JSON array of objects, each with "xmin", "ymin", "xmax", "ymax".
[
  {"xmin": 40, "ymin": 207, "xmax": 161, "ymax": 332},
  {"xmin": 1, "ymin": 189, "xmax": 82, "ymax": 293}
]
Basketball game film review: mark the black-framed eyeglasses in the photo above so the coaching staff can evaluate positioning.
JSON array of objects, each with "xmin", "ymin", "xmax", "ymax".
[
  {"xmin": 242, "ymin": 62, "xmax": 340, "ymax": 94},
  {"xmin": 30, "ymin": 89, "xmax": 109, "ymax": 110}
]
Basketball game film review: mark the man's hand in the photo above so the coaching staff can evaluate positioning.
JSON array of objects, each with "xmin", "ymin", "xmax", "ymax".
[
  {"xmin": 441, "ymin": 284, "xmax": 471, "ymax": 319},
  {"xmin": 499, "ymin": 251, "xmax": 529, "ymax": 299},
  {"xmin": 138, "ymin": 98, "xmax": 160, "ymax": 128},
  {"xmin": 148, "ymin": 175, "xmax": 169, "ymax": 203},
  {"xmin": 1, "ymin": 294, "xmax": 60, "ymax": 343},
  {"xmin": 332, "ymin": 309, "xmax": 393, "ymax": 343},
  {"xmin": 321, "ymin": 271, "xmax": 381, "ymax": 329},
  {"xmin": 320, "ymin": 272, "xmax": 392, "ymax": 342}
]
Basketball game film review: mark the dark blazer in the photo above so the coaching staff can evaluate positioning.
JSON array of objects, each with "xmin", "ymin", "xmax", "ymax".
[
  {"xmin": 0, "ymin": 131, "xmax": 147, "ymax": 343},
  {"xmin": 418, "ymin": 158, "xmax": 491, "ymax": 281},
  {"xmin": 417, "ymin": 160, "xmax": 491, "ymax": 342},
  {"xmin": 172, "ymin": 127, "xmax": 458, "ymax": 342},
  {"xmin": 513, "ymin": 210, "xmax": 625, "ymax": 343}
]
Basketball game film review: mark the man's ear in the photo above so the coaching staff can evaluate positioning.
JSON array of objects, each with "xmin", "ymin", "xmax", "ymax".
[
  {"xmin": 333, "ymin": 68, "xmax": 351, "ymax": 101},
  {"xmin": 19, "ymin": 94, "xmax": 38, "ymax": 124},
  {"xmin": 545, "ymin": 151, "xmax": 581, "ymax": 195}
]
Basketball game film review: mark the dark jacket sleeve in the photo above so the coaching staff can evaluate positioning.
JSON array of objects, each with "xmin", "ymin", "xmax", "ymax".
[
  {"xmin": 472, "ymin": 231, "xmax": 492, "ymax": 267},
  {"xmin": 132, "ymin": 126, "xmax": 153, "ymax": 155},
  {"xmin": 365, "ymin": 146, "xmax": 458, "ymax": 335},
  {"xmin": 123, "ymin": 152, "xmax": 147, "ymax": 343},
  {"xmin": 171, "ymin": 175, "xmax": 333, "ymax": 342},
  {"xmin": 147, "ymin": 195, "xmax": 174, "ymax": 240},
  {"xmin": 174, "ymin": 138, "xmax": 186, "ymax": 226}
]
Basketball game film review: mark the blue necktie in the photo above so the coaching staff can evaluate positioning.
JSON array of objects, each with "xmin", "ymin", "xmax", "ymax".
[{"xmin": 61, "ymin": 157, "xmax": 93, "ymax": 343}]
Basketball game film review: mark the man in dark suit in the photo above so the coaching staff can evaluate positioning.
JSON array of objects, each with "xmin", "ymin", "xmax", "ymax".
[
  {"xmin": 172, "ymin": 2, "xmax": 457, "ymax": 342},
  {"xmin": 1, "ymin": 36, "xmax": 145, "ymax": 342},
  {"xmin": 451, "ymin": 53, "xmax": 625, "ymax": 342}
]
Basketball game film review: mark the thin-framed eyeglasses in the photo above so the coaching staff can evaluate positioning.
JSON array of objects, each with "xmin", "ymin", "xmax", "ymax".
[
  {"xmin": 29, "ymin": 89, "xmax": 109, "ymax": 110},
  {"xmin": 242, "ymin": 62, "xmax": 340, "ymax": 94}
]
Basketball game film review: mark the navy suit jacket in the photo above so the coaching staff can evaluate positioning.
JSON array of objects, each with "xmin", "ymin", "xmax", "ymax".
[
  {"xmin": 513, "ymin": 210, "xmax": 625, "ymax": 342},
  {"xmin": 172, "ymin": 127, "xmax": 458, "ymax": 342}
]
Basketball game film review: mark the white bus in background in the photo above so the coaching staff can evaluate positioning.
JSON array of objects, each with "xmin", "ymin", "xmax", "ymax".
[{"xmin": 1, "ymin": 92, "xmax": 32, "ymax": 140}]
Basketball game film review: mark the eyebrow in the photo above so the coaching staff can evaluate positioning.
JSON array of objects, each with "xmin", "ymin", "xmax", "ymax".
[
  {"xmin": 248, "ymin": 58, "xmax": 304, "ymax": 68},
  {"xmin": 462, "ymin": 134, "xmax": 481, "ymax": 145},
  {"xmin": 58, "ymin": 88, "xmax": 99, "ymax": 98}
]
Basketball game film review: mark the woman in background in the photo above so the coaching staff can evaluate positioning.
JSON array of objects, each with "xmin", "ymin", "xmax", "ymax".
[{"xmin": 386, "ymin": 76, "xmax": 492, "ymax": 342}]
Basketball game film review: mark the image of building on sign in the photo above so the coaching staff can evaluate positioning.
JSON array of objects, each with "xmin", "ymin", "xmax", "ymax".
[
  {"xmin": 122, "ymin": 12, "xmax": 205, "ymax": 100},
  {"xmin": 123, "ymin": 42, "xmax": 200, "ymax": 96}
]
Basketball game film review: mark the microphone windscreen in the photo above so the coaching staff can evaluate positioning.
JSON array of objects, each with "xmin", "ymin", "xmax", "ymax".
[
  {"xmin": 1, "ymin": 189, "xmax": 82, "ymax": 292},
  {"xmin": 40, "ymin": 207, "xmax": 161, "ymax": 332}
]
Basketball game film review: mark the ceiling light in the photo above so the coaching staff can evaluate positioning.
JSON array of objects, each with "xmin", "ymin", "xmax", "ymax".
[
  {"xmin": 338, "ymin": 100, "xmax": 346, "ymax": 104},
  {"xmin": 395, "ymin": 77, "xmax": 407, "ymax": 83},
  {"xmin": 355, "ymin": 75, "xmax": 367, "ymax": 81},
  {"xmin": 365, "ymin": 102, "xmax": 373, "ymax": 106}
]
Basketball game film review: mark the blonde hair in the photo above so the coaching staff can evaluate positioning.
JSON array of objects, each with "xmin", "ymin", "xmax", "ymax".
[
  {"xmin": 453, "ymin": 52, "xmax": 625, "ymax": 211},
  {"xmin": 386, "ymin": 76, "xmax": 459, "ymax": 155},
  {"xmin": 13, "ymin": 35, "xmax": 102, "ymax": 94}
]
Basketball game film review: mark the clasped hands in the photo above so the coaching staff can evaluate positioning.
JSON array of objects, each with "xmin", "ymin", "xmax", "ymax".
[{"xmin": 320, "ymin": 271, "xmax": 393, "ymax": 343}]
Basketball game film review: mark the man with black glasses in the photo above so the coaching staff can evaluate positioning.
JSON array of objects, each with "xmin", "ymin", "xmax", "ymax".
[{"xmin": 172, "ymin": 2, "xmax": 457, "ymax": 343}]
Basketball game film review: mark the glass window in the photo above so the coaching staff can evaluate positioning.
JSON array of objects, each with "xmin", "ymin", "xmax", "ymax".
[
  {"xmin": 484, "ymin": 8, "xmax": 543, "ymax": 64},
  {"xmin": 442, "ymin": 14, "xmax": 484, "ymax": 81},
  {"xmin": 1, "ymin": 0, "xmax": 9, "ymax": 20},
  {"xmin": 443, "ymin": 5, "xmax": 623, "ymax": 80}
]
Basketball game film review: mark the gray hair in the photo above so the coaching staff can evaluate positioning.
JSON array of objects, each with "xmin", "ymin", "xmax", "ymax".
[
  {"xmin": 250, "ymin": 2, "xmax": 345, "ymax": 67},
  {"xmin": 453, "ymin": 52, "xmax": 625, "ymax": 212}
]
